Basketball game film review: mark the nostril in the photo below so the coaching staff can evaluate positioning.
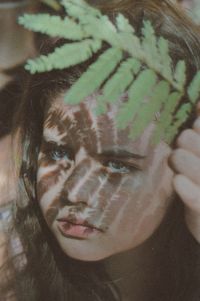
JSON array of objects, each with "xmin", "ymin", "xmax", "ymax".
[
  {"xmin": 60, "ymin": 195, "xmax": 88, "ymax": 209},
  {"xmin": 68, "ymin": 201, "xmax": 87, "ymax": 213}
]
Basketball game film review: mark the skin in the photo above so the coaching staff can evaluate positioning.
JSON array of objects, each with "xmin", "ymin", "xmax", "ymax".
[
  {"xmin": 37, "ymin": 94, "xmax": 174, "ymax": 261},
  {"xmin": 36, "ymin": 92, "xmax": 200, "ymax": 262},
  {"xmin": 170, "ymin": 113, "xmax": 200, "ymax": 244}
]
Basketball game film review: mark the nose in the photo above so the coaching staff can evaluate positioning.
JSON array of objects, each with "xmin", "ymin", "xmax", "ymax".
[
  {"xmin": 59, "ymin": 195, "xmax": 88, "ymax": 210},
  {"xmin": 60, "ymin": 157, "xmax": 105, "ymax": 207},
  {"xmin": 60, "ymin": 158, "xmax": 92, "ymax": 205}
]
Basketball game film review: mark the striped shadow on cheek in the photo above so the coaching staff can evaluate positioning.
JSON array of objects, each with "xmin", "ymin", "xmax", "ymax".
[
  {"xmin": 94, "ymin": 176, "xmax": 132, "ymax": 230},
  {"xmin": 60, "ymin": 158, "xmax": 92, "ymax": 198},
  {"xmin": 73, "ymin": 168, "xmax": 108, "ymax": 206},
  {"xmin": 37, "ymin": 160, "xmax": 75, "ymax": 213},
  {"xmin": 86, "ymin": 173, "xmax": 125, "ymax": 229},
  {"xmin": 37, "ymin": 165, "xmax": 60, "ymax": 200},
  {"xmin": 73, "ymin": 103, "xmax": 98, "ymax": 153},
  {"xmin": 88, "ymin": 172, "xmax": 123, "ymax": 210},
  {"xmin": 37, "ymin": 161, "xmax": 72, "ymax": 200}
]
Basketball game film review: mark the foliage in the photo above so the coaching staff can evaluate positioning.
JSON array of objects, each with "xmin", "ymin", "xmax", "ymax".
[{"xmin": 18, "ymin": 0, "xmax": 200, "ymax": 144}]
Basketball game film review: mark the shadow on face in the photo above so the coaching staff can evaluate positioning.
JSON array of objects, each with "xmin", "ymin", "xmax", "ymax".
[{"xmin": 36, "ymin": 94, "xmax": 174, "ymax": 261}]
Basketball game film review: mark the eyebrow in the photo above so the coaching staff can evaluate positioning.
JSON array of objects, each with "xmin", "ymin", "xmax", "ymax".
[
  {"xmin": 97, "ymin": 150, "xmax": 146, "ymax": 160},
  {"xmin": 43, "ymin": 129, "xmax": 67, "ymax": 145}
]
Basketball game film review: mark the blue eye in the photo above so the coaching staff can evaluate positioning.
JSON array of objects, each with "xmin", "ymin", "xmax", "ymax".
[
  {"xmin": 49, "ymin": 147, "xmax": 74, "ymax": 161},
  {"xmin": 107, "ymin": 161, "xmax": 130, "ymax": 174}
]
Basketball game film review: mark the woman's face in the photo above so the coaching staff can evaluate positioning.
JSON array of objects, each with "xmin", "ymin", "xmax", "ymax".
[{"xmin": 37, "ymin": 94, "xmax": 174, "ymax": 261}]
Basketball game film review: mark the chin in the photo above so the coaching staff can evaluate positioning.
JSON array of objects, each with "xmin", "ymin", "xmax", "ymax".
[
  {"xmin": 61, "ymin": 245, "xmax": 114, "ymax": 262},
  {"xmin": 57, "ymin": 238, "xmax": 120, "ymax": 262}
]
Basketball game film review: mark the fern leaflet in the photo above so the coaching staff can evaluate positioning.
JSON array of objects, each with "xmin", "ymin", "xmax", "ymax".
[
  {"xmin": 19, "ymin": 0, "xmax": 200, "ymax": 144},
  {"xmin": 65, "ymin": 48, "xmax": 123, "ymax": 104},
  {"xmin": 96, "ymin": 58, "xmax": 141, "ymax": 115},
  {"xmin": 174, "ymin": 60, "xmax": 186, "ymax": 91},
  {"xmin": 117, "ymin": 69, "xmax": 157, "ymax": 129},
  {"xmin": 61, "ymin": 0, "xmax": 101, "ymax": 19},
  {"xmin": 165, "ymin": 103, "xmax": 192, "ymax": 142},
  {"xmin": 25, "ymin": 39, "xmax": 102, "ymax": 73},
  {"xmin": 130, "ymin": 81, "xmax": 170, "ymax": 140},
  {"xmin": 152, "ymin": 92, "xmax": 182, "ymax": 143},
  {"xmin": 19, "ymin": 14, "xmax": 86, "ymax": 41}
]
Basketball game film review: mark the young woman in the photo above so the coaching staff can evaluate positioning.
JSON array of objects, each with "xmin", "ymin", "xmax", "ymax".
[{"xmin": 2, "ymin": 0, "xmax": 200, "ymax": 300}]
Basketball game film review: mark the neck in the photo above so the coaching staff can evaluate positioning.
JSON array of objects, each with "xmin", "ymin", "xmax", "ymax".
[
  {"xmin": 104, "ymin": 237, "xmax": 159, "ymax": 301},
  {"xmin": 103, "ymin": 202, "xmax": 177, "ymax": 301}
]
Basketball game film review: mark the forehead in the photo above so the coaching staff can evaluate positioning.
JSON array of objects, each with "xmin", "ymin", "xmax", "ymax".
[{"xmin": 43, "ymin": 94, "xmax": 155, "ymax": 155}]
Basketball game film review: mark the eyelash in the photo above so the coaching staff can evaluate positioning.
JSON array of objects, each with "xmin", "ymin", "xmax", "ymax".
[
  {"xmin": 44, "ymin": 144, "xmax": 141, "ymax": 173},
  {"xmin": 106, "ymin": 161, "xmax": 130, "ymax": 173},
  {"xmin": 46, "ymin": 145, "xmax": 74, "ymax": 161},
  {"xmin": 102, "ymin": 159, "xmax": 139, "ymax": 174}
]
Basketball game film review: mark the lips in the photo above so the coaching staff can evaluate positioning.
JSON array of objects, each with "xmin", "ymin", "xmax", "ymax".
[{"xmin": 56, "ymin": 218, "xmax": 102, "ymax": 239}]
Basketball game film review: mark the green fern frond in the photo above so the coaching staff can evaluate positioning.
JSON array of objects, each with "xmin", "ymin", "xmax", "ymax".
[
  {"xmin": 25, "ymin": 39, "xmax": 102, "ymax": 73},
  {"xmin": 19, "ymin": 14, "xmax": 86, "ymax": 40},
  {"xmin": 152, "ymin": 92, "xmax": 182, "ymax": 143},
  {"xmin": 116, "ymin": 13, "xmax": 135, "ymax": 33},
  {"xmin": 96, "ymin": 58, "xmax": 141, "ymax": 113},
  {"xmin": 174, "ymin": 60, "xmax": 186, "ymax": 90},
  {"xmin": 117, "ymin": 69, "xmax": 157, "ymax": 129},
  {"xmin": 81, "ymin": 15, "xmax": 119, "ymax": 46},
  {"xmin": 95, "ymin": 58, "xmax": 141, "ymax": 115},
  {"xmin": 61, "ymin": 0, "xmax": 101, "ymax": 19},
  {"xmin": 65, "ymin": 48, "xmax": 123, "ymax": 104},
  {"xmin": 158, "ymin": 37, "xmax": 173, "ymax": 82},
  {"xmin": 165, "ymin": 103, "xmax": 192, "ymax": 143},
  {"xmin": 19, "ymin": 0, "xmax": 200, "ymax": 144},
  {"xmin": 129, "ymin": 81, "xmax": 170, "ymax": 140},
  {"xmin": 141, "ymin": 20, "xmax": 158, "ymax": 69}
]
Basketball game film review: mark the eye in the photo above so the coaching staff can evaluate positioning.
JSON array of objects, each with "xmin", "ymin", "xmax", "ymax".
[
  {"xmin": 106, "ymin": 161, "xmax": 130, "ymax": 174},
  {"xmin": 48, "ymin": 146, "xmax": 74, "ymax": 161}
]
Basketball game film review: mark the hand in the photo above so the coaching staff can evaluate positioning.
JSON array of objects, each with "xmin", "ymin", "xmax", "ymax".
[{"xmin": 170, "ymin": 116, "xmax": 200, "ymax": 243}]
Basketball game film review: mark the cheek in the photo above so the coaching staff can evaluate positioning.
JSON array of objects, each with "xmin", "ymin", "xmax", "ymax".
[
  {"xmin": 108, "ymin": 192, "xmax": 171, "ymax": 251},
  {"xmin": 36, "ymin": 157, "xmax": 72, "ymax": 206},
  {"xmin": 91, "ymin": 172, "xmax": 144, "ymax": 229},
  {"xmin": 37, "ymin": 164, "xmax": 71, "ymax": 226},
  {"xmin": 108, "ymin": 157, "xmax": 174, "ymax": 246},
  {"xmin": 37, "ymin": 165, "xmax": 60, "ymax": 200}
]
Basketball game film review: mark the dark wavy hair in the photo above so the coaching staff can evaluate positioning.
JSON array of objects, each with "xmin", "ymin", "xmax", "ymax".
[{"xmin": 1, "ymin": 1, "xmax": 200, "ymax": 300}]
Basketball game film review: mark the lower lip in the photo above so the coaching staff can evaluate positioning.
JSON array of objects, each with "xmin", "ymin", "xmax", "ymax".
[{"xmin": 57, "ymin": 221, "xmax": 101, "ymax": 239}]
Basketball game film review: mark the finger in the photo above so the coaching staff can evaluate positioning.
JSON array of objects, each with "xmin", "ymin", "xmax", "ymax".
[
  {"xmin": 173, "ymin": 174, "xmax": 200, "ymax": 213},
  {"xmin": 193, "ymin": 116, "xmax": 200, "ymax": 135},
  {"xmin": 176, "ymin": 129, "xmax": 200, "ymax": 157},
  {"xmin": 170, "ymin": 149, "xmax": 200, "ymax": 186}
]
